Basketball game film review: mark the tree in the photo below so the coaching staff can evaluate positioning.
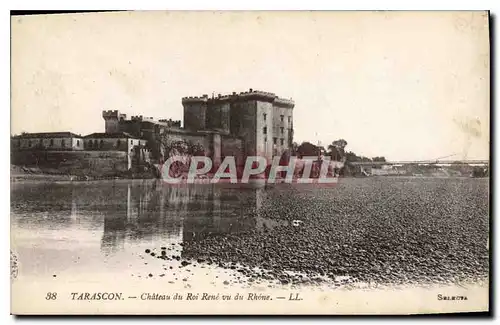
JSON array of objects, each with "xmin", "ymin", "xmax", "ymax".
[
  {"xmin": 146, "ymin": 131, "xmax": 207, "ymax": 178},
  {"xmin": 328, "ymin": 146, "xmax": 341, "ymax": 161},
  {"xmin": 372, "ymin": 156, "xmax": 386, "ymax": 162},
  {"xmin": 345, "ymin": 151, "xmax": 360, "ymax": 162},
  {"xmin": 158, "ymin": 140, "xmax": 207, "ymax": 178},
  {"xmin": 187, "ymin": 142, "xmax": 205, "ymax": 156},
  {"xmin": 331, "ymin": 139, "xmax": 348, "ymax": 149},
  {"xmin": 297, "ymin": 142, "xmax": 321, "ymax": 158},
  {"xmin": 328, "ymin": 139, "xmax": 348, "ymax": 161}
]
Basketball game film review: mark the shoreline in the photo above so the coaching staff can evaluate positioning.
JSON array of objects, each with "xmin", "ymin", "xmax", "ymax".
[{"xmin": 10, "ymin": 174, "xmax": 486, "ymax": 184}]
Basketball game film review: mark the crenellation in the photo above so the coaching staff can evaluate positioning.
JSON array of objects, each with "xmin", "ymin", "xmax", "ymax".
[
  {"xmin": 158, "ymin": 118, "xmax": 182, "ymax": 127},
  {"xmin": 182, "ymin": 95, "xmax": 208, "ymax": 103},
  {"xmin": 207, "ymin": 94, "xmax": 232, "ymax": 102},
  {"xmin": 130, "ymin": 115, "xmax": 154, "ymax": 122},
  {"xmin": 102, "ymin": 110, "xmax": 120, "ymax": 118},
  {"xmin": 183, "ymin": 89, "xmax": 286, "ymax": 104}
]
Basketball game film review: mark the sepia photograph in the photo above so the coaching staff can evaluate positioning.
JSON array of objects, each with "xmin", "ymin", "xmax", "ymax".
[{"xmin": 9, "ymin": 10, "xmax": 490, "ymax": 315}]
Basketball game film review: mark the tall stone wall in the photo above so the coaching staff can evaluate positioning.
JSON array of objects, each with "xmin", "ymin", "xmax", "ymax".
[
  {"xmin": 207, "ymin": 101, "xmax": 231, "ymax": 133},
  {"xmin": 183, "ymin": 100, "xmax": 207, "ymax": 131},
  {"xmin": 11, "ymin": 150, "xmax": 129, "ymax": 176},
  {"xmin": 230, "ymin": 100, "xmax": 257, "ymax": 156},
  {"xmin": 220, "ymin": 135, "xmax": 245, "ymax": 166}
]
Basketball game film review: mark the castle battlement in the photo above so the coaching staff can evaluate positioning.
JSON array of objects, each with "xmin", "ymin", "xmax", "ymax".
[
  {"xmin": 207, "ymin": 93, "xmax": 234, "ymax": 103},
  {"xmin": 182, "ymin": 94, "xmax": 209, "ymax": 103},
  {"xmin": 237, "ymin": 89, "xmax": 276, "ymax": 101},
  {"xmin": 182, "ymin": 89, "xmax": 294, "ymax": 106},
  {"xmin": 102, "ymin": 110, "xmax": 127, "ymax": 120},
  {"xmin": 158, "ymin": 119, "xmax": 182, "ymax": 127},
  {"xmin": 102, "ymin": 110, "xmax": 120, "ymax": 118},
  {"xmin": 131, "ymin": 115, "xmax": 155, "ymax": 122}
]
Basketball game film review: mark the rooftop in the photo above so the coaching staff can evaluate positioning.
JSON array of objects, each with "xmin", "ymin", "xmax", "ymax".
[
  {"xmin": 118, "ymin": 116, "xmax": 182, "ymax": 128},
  {"xmin": 12, "ymin": 132, "xmax": 82, "ymax": 139},
  {"xmin": 84, "ymin": 132, "xmax": 139, "ymax": 139},
  {"xmin": 181, "ymin": 88, "xmax": 295, "ymax": 107}
]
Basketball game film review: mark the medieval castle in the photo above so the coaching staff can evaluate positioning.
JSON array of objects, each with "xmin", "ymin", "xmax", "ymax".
[
  {"xmin": 12, "ymin": 89, "xmax": 295, "ymax": 173},
  {"xmin": 102, "ymin": 88, "xmax": 294, "ymax": 162}
]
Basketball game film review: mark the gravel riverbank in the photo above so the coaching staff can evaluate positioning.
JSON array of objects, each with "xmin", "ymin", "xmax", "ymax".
[{"xmin": 176, "ymin": 178, "xmax": 489, "ymax": 287}]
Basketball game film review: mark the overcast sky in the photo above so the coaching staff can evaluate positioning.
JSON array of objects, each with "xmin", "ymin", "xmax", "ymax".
[{"xmin": 11, "ymin": 11, "xmax": 490, "ymax": 161}]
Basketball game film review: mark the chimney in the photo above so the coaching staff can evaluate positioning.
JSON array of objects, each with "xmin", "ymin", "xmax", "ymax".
[{"xmin": 249, "ymin": 88, "xmax": 253, "ymax": 92}]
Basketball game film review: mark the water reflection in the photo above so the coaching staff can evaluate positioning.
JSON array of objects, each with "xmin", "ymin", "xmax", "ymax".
[{"xmin": 11, "ymin": 181, "xmax": 272, "ymax": 256}]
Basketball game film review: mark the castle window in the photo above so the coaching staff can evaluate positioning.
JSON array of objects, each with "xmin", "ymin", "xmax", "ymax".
[
  {"xmin": 61, "ymin": 140, "xmax": 65, "ymax": 147},
  {"xmin": 280, "ymin": 115, "xmax": 284, "ymax": 122},
  {"xmin": 89, "ymin": 141, "xmax": 93, "ymax": 149},
  {"xmin": 77, "ymin": 140, "xmax": 80, "ymax": 146},
  {"xmin": 263, "ymin": 113, "xmax": 267, "ymax": 121},
  {"xmin": 28, "ymin": 140, "xmax": 31, "ymax": 147},
  {"xmin": 273, "ymin": 137, "xmax": 277, "ymax": 145},
  {"xmin": 264, "ymin": 137, "xmax": 267, "ymax": 142},
  {"xmin": 280, "ymin": 138, "xmax": 284, "ymax": 145},
  {"xmin": 280, "ymin": 127, "xmax": 284, "ymax": 134},
  {"xmin": 263, "ymin": 127, "xmax": 267, "ymax": 134},
  {"xmin": 94, "ymin": 140, "xmax": 98, "ymax": 148},
  {"xmin": 100, "ymin": 140, "xmax": 104, "ymax": 148},
  {"xmin": 50, "ymin": 139, "xmax": 54, "ymax": 147},
  {"xmin": 130, "ymin": 140, "xmax": 133, "ymax": 145},
  {"xmin": 116, "ymin": 139, "xmax": 121, "ymax": 147},
  {"xmin": 288, "ymin": 116, "xmax": 291, "ymax": 123}
]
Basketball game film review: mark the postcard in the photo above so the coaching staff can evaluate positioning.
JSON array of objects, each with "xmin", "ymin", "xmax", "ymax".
[{"xmin": 10, "ymin": 10, "xmax": 490, "ymax": 315}]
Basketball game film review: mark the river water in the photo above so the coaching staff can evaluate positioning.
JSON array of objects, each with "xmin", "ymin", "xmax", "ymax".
[
  {"xmin": 10, "ymin": 178, "xmax": 489, "ymax": 289},
  {"xmin": 10, "ymin": 178, "xmax": 490, "ymax": 314},
  {"xmin": 11, "ymin": 180, "xmax": 275, "ymax": 285}
]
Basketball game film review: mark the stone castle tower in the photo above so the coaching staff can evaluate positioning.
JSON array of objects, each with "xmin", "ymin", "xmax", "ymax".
[
  {"xmin": 102, "ymin": 110, "xmax": 127, "ymax": 134},
  {"xmin": 182, "ymin": 89, "xmax": 294, "ymax": 160}
]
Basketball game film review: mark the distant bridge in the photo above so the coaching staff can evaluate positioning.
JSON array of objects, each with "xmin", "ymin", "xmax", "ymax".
[{"xmin": 349, "ymin": 160, "xmax": 489, "ymax": 166}]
